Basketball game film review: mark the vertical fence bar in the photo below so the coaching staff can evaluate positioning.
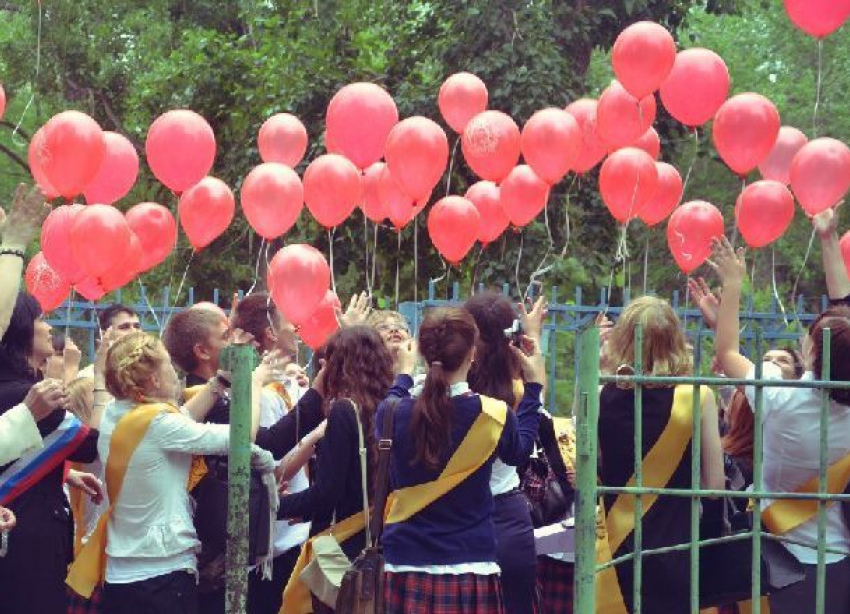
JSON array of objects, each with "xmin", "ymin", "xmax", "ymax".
[
  {"xmin": 574, "ymin": 328, "xmax": 601, "ymax": 614},
  {"xmin": 689, "ymin": 331, "xmax": 702, "ymax": 614},
  {"xmin": 751, "ymin": 333, "xmax": 764, "ymax": 613},
  {"xmin": 632, "ymin": 325, "xmax": 644, "ymax": 613},
  {"xmin": 816, "ymin": 328, "xmax": 832, "ymax": 614}
]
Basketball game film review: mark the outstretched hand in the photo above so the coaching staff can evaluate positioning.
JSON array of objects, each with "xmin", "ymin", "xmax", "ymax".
[
  {"xmin": 520, "ymin": 294, "xmax": 548, "ymax": 342},
  {"xmin": 706, "ymin": 237, "xmax": 747, "ymax": 286},
  {"xmin": 1, "ymin": 184, "xmax": 48, "ymax": 248},
  {"xmin": 688, "ymin": 277, "xmax": 721, "ymax": 330},
  {"xmin": 811, "ymin": 200, "xmax": 843, "ymax": 238},
  {"xmin": 510, "ymin": 335, "xmax": 546, "ymax": 386},
  {"xmin": 395, "ymin": 339, "xmax": 418, "ymax": 376},
  {"xmin": 337, "ymin": 291, "xmax": 372, "ymax": 328}
]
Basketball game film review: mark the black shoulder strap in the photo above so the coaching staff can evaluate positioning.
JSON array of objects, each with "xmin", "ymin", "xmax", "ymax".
[{"xmin": 369, "ymin": 397, "xmax": 398, "ymax": 547}]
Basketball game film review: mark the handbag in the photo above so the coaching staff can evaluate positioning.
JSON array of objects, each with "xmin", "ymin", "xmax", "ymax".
[
  {"xmin": 336, "ymin": 398, "xmax": 398, "ymax": 614},
  {"xmin": 301, "ymin": 534, "xmax": 353, "ymax": 607},
  {"xmin": 521, "ymin": 416, "xmax": 575, "ymax": 528}
]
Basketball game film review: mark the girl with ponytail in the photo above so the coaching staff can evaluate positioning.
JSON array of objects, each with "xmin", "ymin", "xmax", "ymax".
[{"xmin": 378, "ymin": 307, "xmax": 545, "ymax": 614}]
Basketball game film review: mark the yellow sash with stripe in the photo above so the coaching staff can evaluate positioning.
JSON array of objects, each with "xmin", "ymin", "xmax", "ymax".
[
  {"xmin": 280, "ymin": 395, "xmax": 508, "ymax": 613},
  {"xmin": 66, "ymin": 403, "xmax": 177, "ymax": 598},
  {"xmin": 265, "ymin": 381, "xmax": 294, "ymax": 410}
]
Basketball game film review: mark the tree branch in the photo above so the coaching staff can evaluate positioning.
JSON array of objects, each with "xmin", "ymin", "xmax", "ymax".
[
  {"xmin": 0, "ymin": 141, "xmax": 30, "ymax": 173},
  {"xmin": 0, "ymin": 121, "xmax": 31, "ymax": 141}
]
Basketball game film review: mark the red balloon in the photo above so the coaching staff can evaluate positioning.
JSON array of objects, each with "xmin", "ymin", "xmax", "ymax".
[
  {"xmin": 666, "ymin": 201, "xmax": 724, "ymax": 273},
  {"xmin": 28, "ymin": 127, "xmax": 60, "ymax": 200},
  {"xmin": 41, "ymin": 204, "xmax": 86, "ymax": 284},
  {"xmin": 40, "ymin": 111, "xmax": 106, "ymax": 199},
  {"xmin": 267, "ymin": 244, "xmax": 331, "ymax": 326},
  {"xmin": 520, "ymin": 108, "xmax": 581, "ymax": 185},
  {"xmin": 178, "ymin": 176, "xmax": 235, "ymax": 250},
  {"xmin": 303, "ymin": 154, "xmax": 363, "ymax": 228},
  {"xmin": 298, "ymin": 290, "xmax": 341, "ymax": 350},
  {"xmin": 70, "ymin": 204, "xmax": 132, "ymax": 278},
  {"xmin": 438, "ymin": 72, "xmax": 489, "ymax": 134},
  {"xmin": 612, "ymin": 22, "xmax": 677, "ymax": 99},
  {"xmin": 597, "ymin": 81, "xmax": 656, "ymax": 150},
  {"xmin": 461, "ymin": 111, "xmax": 521, "ymax": 182},
  {"xmin": 101, "ymin": 232, "xmax": 144, "ymax": 293},
  {"xmin": 598, "ymin": 148, "xmax": 659, "ymax": 223},
  {"xmin": 361, "ymin": 162, "xmax": 388, "ymax": 223},
  {"xmin": 660, "ymin": 49, "xmax": 730, "ymax": 127},
  {"xmin": 125, "ymin": 202, "xmax": 177, "ymax": 272},
  {"xmin": 0, "ymin": 83, "xmax": 5, "ymax": 120},
  {"xmin": 759, "ymin": 126, "xmax": 808, "ymax": 185},
  {"xmin": 630, "ymin": 127, "xmax": 661, "ymax": 160},
  {"xmin": 146, "ymin": 110, "xmax": 216, "ymax": 193},
  {"xmin": 75, "ymin": 276, "xmax": 107, "ymax": 302},
  {"xmin": 783, "ymin": 0, "xmax": 850, "ymax": 38},
  {"xmin": 713, "ymin": 93, "xmax": 781, "ymax": 176},
  {"xmin": 325, "ymin": 83, "xmax": 398, "ymax": 169},
  {"xmin": 565, "ymin": 99, "xmax": 608, "ymax": 174},
  {"xmin": 25, "ymin": 252, "xmax": 70, "ymax": 313},
  {"xmin": 841, "ymin": 231, "xmax": 850, "ymax": 277},
  {"xmin": 385, "ymin": 116, "xmax": 449, "ymax": 200},
  {"xmin": 258, "ymin": 113, "xmax": 308, "ymax": 167},
  {"xmin": 378, "ymin": 166, "xmax": 417, "ymax": 230},
  {"xmin": 639, "ymin": 162, "xmax": 683, "ymax": 227},
  {"xmin": 240, "ymin": 163, "xmax": 304, "ymax": 239},
  {"xmin": 500, "ymin": 165, "xmax": 550, "ymax": 228},
  {"xmin": 83, "ymin": 132, "xmax": 139, "ymax": 205},
  {"xmin": 790, "ymin": 138, "xmax": 850, "ymax": 216},
  {"xmin": 465, "ymin": 181, "xmax": 508, "ymax": 245},
  {"xmin": 736, "ymin": 180, "xmax": 795, "ymax": 248},
  {"xmin": 427, "ymin": 196, "xmax": 481, "ymax": 264}
]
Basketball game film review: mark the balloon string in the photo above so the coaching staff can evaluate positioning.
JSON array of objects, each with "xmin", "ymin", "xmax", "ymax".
[
  {"xmin": 771, "ymin": 243, "xmax": 789, "ymax": 327},
  {"xmin": 471, "ymin": 243, "xmax": 485, "ymax": 291},
  {"xmin": 790, "ymin": 227, "xmax": 817, "ymax": 322},
  {"xmin": 514, "ymin": 231, "xmax": 525, "ymax": 301},
  {"xmin": 614, "ymin": 167, "xmax": 642, "ymax": 263},
  {"xmin": 813, "ymin": 38, "xmax": 824, "ymax": 138},
  {"xmin": 162, "ymin": 251, "xmax": 195, "ymax": 332},
  {"xmin": 11, "ymin": 0, "xmax": 42, "ymax": 147},
  {"xmin": 137, "ymin": 279, "xmax": 161, "ymax": 330},
  {"xmin": 682, "ymin": 274, "xmax": 691, "ymax": 331},
  {"xmin": 64, "ymin": 288, "xmax": 75, "ymax": 339},
  {"xmin": 363, "ymin": 213, "xmax": 372, "ymax": 298},
  {"xmin": 394, "ymin": 230, "xmax": 401, "ymax": 308},
  {"xmin": 413, "ymin": 215, "xmax": 419, "ymax": 305},
  {"xmin": 445, "ymin": 137, "xmax": 460, "ymax": 196},
  {"xmin": 730, "ymin": 177, "xmax": 746, "ymax": 247},
  {"xmin": 328, "ymin": 228, "xmax": 336, "ymax": 295},
  {"xmin": 246, "ymin": 237, "xmax": 266, "ymax": 296},
  {"xmin": 371, "ymin": 223, "xmax": 379, "ymax": 295},
  {"xmin": 524, "ymin": 175, "xmax": 577, "ymax": 297},
  {"xmin": 681, "ymin": 127, "xmax": 700, "ymax": 197},
  {"xmin": 642, "ymin": 231, "xmax": 650, "ymax": 294}
]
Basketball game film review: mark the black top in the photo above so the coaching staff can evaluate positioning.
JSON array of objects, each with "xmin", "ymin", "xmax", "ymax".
[
  {"xmin": 278, "ymin": 399, "xmax": 369, "ymax": 560},
  {"xmin": 598, "ymin": 384, "xmax": 692, "ymax": 613}
]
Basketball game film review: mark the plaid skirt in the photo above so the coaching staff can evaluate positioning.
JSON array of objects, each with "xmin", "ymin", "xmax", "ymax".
[
  {"xmin": 385, "ymin": 571, "xmax": 505, "ymax": 614},
  {"xmin": 66, "ymin": 585, "xmax": 103, "ymax": 614},
  {"xmin": 536, "ymin": 556, "xmax": 573, "ymax": 614}
]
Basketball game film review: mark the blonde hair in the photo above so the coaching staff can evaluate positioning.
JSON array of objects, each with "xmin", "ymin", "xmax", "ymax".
[
  {"xmin": 105, "ymin": 332, "xmax": 165, "ymax": 402},
  {"xmin": 606, "ymin": 296, "xmax": 692, "ymax": 381},
  {"xmin": 66, "ymin": 377, "xmax": 94, "ymax": 424},
  {"xmin": 366, "ymin": 310, "xmax": 409, "ymax": 331}
]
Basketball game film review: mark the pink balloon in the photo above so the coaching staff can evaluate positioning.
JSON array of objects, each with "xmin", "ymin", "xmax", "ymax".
[
  {"xmin": 125, "ymin": 202, "xmax": 177, "ymax": 272},
  {"xmin": 28, "ymin": 127, "xmax": 60, "ymax": 200},
  {"xmin": 0, "ymin": 83, "xmax": 5, "ymax": 120},
  {"xmin": 612, "ymin": 22, "xmax": 677, "ymax": 99},
  {"xmin": 598, "ymin": 148, "xmax": 659, "ymax": 223},
  {"xmin": 520, "ymin": 108, "xmax": 581, "ymax": 185},
  {"xmin": 465, "ymin": 181, "xmax": 508, "ymax": 245},
  {"xmin": 759, "ymin": 126, "xmax": 808, "ymax": 185},
  {"xmin": 325, "ymin": 83, "xmax": 398, "ymax": 169},
  {"xmin": 461, "ymin": 111, "xmax": 521, "ymax": 182},
  {"xmin": 83, "ymin": 131, "xmax": 139, "ymax": 205},
  {"xmin": 41, "ymin": 204, "xmax": 86, "ymax": 284},
  {"xmin": 713, "ymin": 93, "xmax": 781, "ymax": 176},
  {"xmin": 146, "ymin": 110, "xmax": 216, "ymax": 193},
  {"xmin": 361, "ymin": 162, "xmax": 388, "ymax": 223},
  {"xmin": 639, "ymin": 162, "xmax": 683, "ymax": 227},
  {"xmin": 385, "ymin": 116, "xmax": 449, "ymax": 200},
  {"xmin": 70, "ymin": 204, "xmax": 132, "ymax": 278},
  {"xmin": 303, "ymin": 154, "xmax": 363, "ymax": 228},
  {"xmin": 660, "ymin": 49, "xmax": 730, "ymax": 127},
  {"xmin": 25, "ymin": 252, "xmax": 70, "ymax": 313},
  {"xmin": 630, "ymin": 127, "xmax": 661, "ymax": 160},
  {"xmin": 438, "ymin": 72, "xmax": 489, "ymax": 134},
  {"xmin": 258, "ymin": 113, "xmax": 308, "ymax": 167},
  {"xmin": 841, "ymin": 231, "xmax": 850, "ymax": 277},
  {"xmin": 783, "ymin": 0, "xmax": 850, "ymax": 38},
  {"xmin": 240, "ymin": 163, "xmax": 304, "ymax": 239},
  {"xmin": 427, "ymin": 196, "xmax": 481, "ymax": 264},
  {"xmin": 378, "ymin": 166, "xmax": 417, "ymax": 230},
  {"xmin": 666, "ymin": 201, "xmax": 724, "ymax": 274},
  {"xmin": 40, "ymin": 111, "xmax": 106, "ymax": 199},
  {"xmin": 736, "ymin": 180, "xmax": 795, "ymax": 248},
  {"xmin": 101, "ymin": 231, "xmax": 144, "ymax": 293},
  {"xmin": 500, "ymin": 165, "xmax": 550, "ymax": 228},
  {"xmin": 597, "ymin": 81, "xmax": 656, "ymax": 150},
  {"xmin": 178, "ymin": 176, "xmax": 235, "ymax": 250},
  {"xmin": 268, "ymin": 244, "xmax": 331, "ymax": 326},
  {"xmin": 74, "ymin": 276, "xmax": 107, "ymax": 302},
  {"xmin": 565, "ymin": 99, "xmax": 608, "ymax": 174},
  {"xmin": 790, "ymin": 138, "xmax": 850, "ymax": 216},
  {"xmin": 298, "ymin": 290, "xmax": 341, "ymax": 350}
]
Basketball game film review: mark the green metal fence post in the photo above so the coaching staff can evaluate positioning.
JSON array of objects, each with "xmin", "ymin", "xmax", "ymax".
[
  {"xmin": 575, "ymin": 328, "xmax": 601, "ymax": 614},
  {"xmin": 221, "ymin": 344, "xmax": 257, "ymax": 614},
  {"xmin": 816, "ymin": 328, "xmax": 832, "ymax": 614}
]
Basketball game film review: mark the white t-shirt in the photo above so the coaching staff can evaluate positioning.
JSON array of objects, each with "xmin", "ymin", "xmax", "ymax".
[{"xmin": 745, "ymin": 363, "xmax": 850, "ymax": 564}]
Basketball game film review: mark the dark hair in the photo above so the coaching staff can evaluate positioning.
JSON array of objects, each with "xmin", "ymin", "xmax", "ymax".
[
  {"xmin": 322, "ymin": 326, "xmax": 394, "ymax": 496},
  {"xmin": 99, "ymin": 303, "xmax": 137, "ymax": 331},
  {"xmin": 809, "ymin": 305, "xmax": 850, "ymax": 405},
  {"xmin": 778, "ymin": 345, "xmax": 805, "ymax": 379},
  {"xmin": 413, "ymin": 307, "xmax": 478, "ymax": 471},
  {"xmin": 464, "ymin": 290, "xmax": 520, "ymax": 406},
  {"xmin": 231, "ymin": 293, "xmax": 278, "ymax": 347},
  {"xmin": 0, "ymin": 293, "xmax": 43, "ymax": 379},
  {"xmin": 162, "ymin": 308, "xmax": 223, "ymax": 373}
]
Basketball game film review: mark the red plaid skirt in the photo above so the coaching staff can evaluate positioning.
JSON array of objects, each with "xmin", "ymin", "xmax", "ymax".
[
  {"xmin": 66, "ymin": 585, "xmax": 103, "ymax": 614},
  {"xmin": 536, "ymin": 556, "xmax": 573, "ymax": 614},
  {"xmin": 385, "ymin": 571, "xmax": 505, "ymax": 614}
]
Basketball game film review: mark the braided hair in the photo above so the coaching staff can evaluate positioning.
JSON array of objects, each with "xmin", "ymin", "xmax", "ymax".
[{"xmin": 105, "ymin": 332, "xmax": 166, "ymax": 403}]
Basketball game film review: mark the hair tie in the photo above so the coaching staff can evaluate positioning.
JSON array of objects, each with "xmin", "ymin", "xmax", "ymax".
[{"xmin": 430, "ymin": 360, "xmax": 443, "ymax": 369}]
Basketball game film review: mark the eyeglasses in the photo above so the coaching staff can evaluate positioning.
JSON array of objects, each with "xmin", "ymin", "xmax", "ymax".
[{"xmin": 375, "ymin": 323, "xmax": 410, "ymax": 335}]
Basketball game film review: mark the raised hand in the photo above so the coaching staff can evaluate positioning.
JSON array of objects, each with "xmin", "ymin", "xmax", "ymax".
[
  {"xmin": 811, "ymin": 200, "xmax": 843, "ymax": 238},
  {"xmin": 688, "ymin": 277, "xmax": 721, "ymax": 330},
  {"xmin": 707, "ymin": 236, "xmax": 747, "ymax": 287},
  {"xmin": 337, "ymin": 291, "xmax": 372, "ymax": 328},
  {"xmin": 1, "ymin": 184, "xmax": 49, "ymax": 248},
  {"xmin": 510, "ymin": 335, "xmax": 547, "ymax": 386},
  {"xmin": 520, "ymin": 294, "xmax": 548, "ymax": 342},
  {"xmin": 395, "ymin": 339, "xmax": 418, "ymax": 376}
]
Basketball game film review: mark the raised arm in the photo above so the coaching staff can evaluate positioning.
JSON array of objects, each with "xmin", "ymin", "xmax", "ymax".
[
  {"xmin": 812, "ymin": 203, "xmax": 850, "ymax": 301},
  {"xmin": 497, "ymin": 337, "xmax": 545, "ymax": 465},
  {"xmin": 709, "ymin": 237, "xmax": 754, "ymax": 380}
]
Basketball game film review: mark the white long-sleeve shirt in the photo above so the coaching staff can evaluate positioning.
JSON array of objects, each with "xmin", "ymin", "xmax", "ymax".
[
  {"xmin": 97, "ymin": 399, "xmax": 231, "ymax": 583},
  {"xmin": 0, "ymin": 403, "xmax": 42, "ymax": 466}
]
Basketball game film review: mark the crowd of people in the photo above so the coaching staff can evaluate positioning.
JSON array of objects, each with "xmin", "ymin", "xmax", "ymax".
[{"xmin": 0, "ymin": 180, "xmax": 849, "ymax": 614}]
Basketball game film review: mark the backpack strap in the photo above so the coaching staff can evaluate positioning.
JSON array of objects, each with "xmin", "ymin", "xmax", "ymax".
[{"xmin": 369, "ymin": 397, "xmax": 398, "ymax": 547}]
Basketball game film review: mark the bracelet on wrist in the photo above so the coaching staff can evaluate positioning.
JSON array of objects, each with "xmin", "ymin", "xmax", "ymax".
[{"xmin": 0, "ymin": 247, "xmax": 25, "ymax": 260}]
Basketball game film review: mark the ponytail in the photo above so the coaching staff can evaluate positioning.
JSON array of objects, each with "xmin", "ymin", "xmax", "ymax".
[{"xmin": 412, "ymin": 361, "xmax": 453, "ymax": 471}]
